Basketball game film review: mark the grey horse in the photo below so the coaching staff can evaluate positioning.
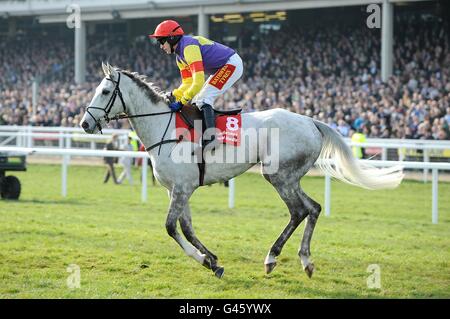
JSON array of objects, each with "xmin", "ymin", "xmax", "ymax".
[{"xmin": 80, "ymin": 63, "xmax": 404, "ymax": 278}]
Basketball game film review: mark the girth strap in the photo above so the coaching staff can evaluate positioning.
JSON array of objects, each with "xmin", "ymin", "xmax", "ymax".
[
  {"xmin": 198, "ymin": 161, "xmax": 205, "ymax": 186},
  {"xmin": 144, "ymin": 111, "xmax": 178, "ymax": 156},
  {"xmin": 145, "ymin": 137, "xmax": 182, "ymax": 153}
]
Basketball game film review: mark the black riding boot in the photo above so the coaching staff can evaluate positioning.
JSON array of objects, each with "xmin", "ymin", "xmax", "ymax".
[{"xmin": 201, "ymin": 104, "xmax": 216, "ymax": 148}]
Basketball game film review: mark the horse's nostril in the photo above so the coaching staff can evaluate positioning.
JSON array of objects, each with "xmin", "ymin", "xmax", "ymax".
[{"xmin": 81, "ymin": 121, "xmax": 89, "ymax": 130}]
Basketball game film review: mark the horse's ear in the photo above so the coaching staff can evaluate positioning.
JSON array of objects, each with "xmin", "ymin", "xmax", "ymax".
[
  {"xmin": 101, "ymin": 61, "xmax": 108, "ymax": 76},
  {"xmin": 107, "ymin": 64, "xmax": 118, "ymax": 81}
]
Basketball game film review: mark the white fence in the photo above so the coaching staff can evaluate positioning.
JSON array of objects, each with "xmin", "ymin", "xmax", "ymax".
[
  {"xmin": 323, "ymin": 160, "xmax": 450, "ymax": 224},
  {"xmin": 0, "ymin": 126, "xmax": 128, "ymax": 134},
  {"xmin": 0, "ymin": 127, "xmax": 129, "ymax": 150},
  {"xmin": 2, "ymin": 126, "xmax": 450, "ymax": 157},
  {"xmin": 0, "ymin": 146, "xmax": 150, "ymax": 203},
  {"xmin": 2, "ymin": 126, "xmax": 449, "ymax": 184},
  {"xmin": 349, "ymin": 141, "xmax": 450, "ymax": 182},
  {"xmin": 1, "ymin": 146, "xmax": 449, "ymax": 224}
]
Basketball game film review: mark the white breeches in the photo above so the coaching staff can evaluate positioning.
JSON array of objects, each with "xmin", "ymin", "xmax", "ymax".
[{"xmin": 191, "ymin": 53, "xmax": 243, "ymax": 108}]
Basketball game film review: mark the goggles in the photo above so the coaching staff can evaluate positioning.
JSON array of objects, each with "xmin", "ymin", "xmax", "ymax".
[{"xmin": 157, "ymin": 37, "xmax": 168, "ymax": 45}]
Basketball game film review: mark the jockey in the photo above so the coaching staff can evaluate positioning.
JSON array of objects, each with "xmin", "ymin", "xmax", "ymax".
[{"xmin": 149, "ymin": 20, "xmax": 243, "ymax": 147}]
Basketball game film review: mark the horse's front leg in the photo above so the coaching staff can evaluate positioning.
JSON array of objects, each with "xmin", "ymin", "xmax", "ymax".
[
  {"xmin": 179, "ymin": 203, "xmax": 224, "ymax": 277},
  {"xmin": 166, "ymin": 186, "xmax": 224, "ymax": 278}
]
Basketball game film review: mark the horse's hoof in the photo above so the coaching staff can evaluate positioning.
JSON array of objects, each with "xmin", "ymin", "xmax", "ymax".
[
  {"xmin": 304, "ymin": 263, "xmax": 315, "ymax": 278},
  {"xmin": 214, "ymin": 267, "xmax": 225, "ymax": 279},
  {"xmin": 264, "ymin": 262, "xmax": 277, "ymax": 274},
  {"xmin": 202, "ymin": 259, "xmax": 212, "ymax": 270}
]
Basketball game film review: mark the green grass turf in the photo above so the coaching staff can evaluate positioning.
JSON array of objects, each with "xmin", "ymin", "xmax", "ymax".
[{"xmin": 0, "ymin": 164, "xmax": 449, "ymax": 298}]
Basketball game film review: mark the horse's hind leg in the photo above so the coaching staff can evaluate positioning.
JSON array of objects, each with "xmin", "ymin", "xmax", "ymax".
[
  {"xmin": 179, "ymin": 203, "xmax": 222, "ymax": 276},
  {"xmin": 298, "ymin": 192, "xmax": 321, "ymax": 278},
  {"xmin": 263, "ymin": 172, "xmax": 309, "ymax": 274}
]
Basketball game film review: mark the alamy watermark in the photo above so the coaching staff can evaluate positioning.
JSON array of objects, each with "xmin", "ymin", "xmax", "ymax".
[
  {"xmin": 366, "ymin": 4, "xmax": 381, "ymax": 29},
  {"xmin": 66, "ymin": 4, "xmax": 81, "ymax": 29},
  {"xmin": 170, "ymin": 124, "xmax": 281, "ymax": 174},
  {"xmin": 66, "ymin": 264, "xmax": 81, "ymax": 289},
  {"xmin": 366, "ymin": 264, "xmax": 381, "ymax": 289}
]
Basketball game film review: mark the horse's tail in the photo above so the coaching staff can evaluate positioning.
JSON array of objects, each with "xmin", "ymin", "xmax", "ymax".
[{"xmin": 312, "ymin": 120, "xmax": 404, "ymax": 190}]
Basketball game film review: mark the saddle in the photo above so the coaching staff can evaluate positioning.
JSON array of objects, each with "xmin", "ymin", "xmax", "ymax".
[
  {"xmin": 178, "ymin": 104, "xmax": 241, "ymax": 130},
  {"xmin": 178, "ymin": 104, "xmax": 242, "ymax": 187}
]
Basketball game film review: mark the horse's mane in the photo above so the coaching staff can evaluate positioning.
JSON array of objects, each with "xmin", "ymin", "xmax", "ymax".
[{"xmin": 111, "ymin": 67, "xmax": 166, "ymax": 104}]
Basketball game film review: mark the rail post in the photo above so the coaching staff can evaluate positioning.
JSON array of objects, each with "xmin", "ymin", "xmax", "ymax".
[
  {"xmin": 325, "ymin": 174, "xmax": 331, "ymax": 217},
  {"xmin": 141, "ymin": 158, "xmax": 148, "ymax": 203},
  {"xmin": 432, "ymin": 169, "xmax": 438, "ymax": 224},
  {"xmin": 228, "ymin": 178, "xmax": 235, "ymax": 209},
  {"xmin": 62, "ymin": 154, "xmax": 69, "ymax": 197}
]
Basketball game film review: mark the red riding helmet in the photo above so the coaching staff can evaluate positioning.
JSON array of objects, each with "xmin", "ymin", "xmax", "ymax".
[{"xmin": 148, "ymin": 20, "xmax": 184, "ymax": 38}]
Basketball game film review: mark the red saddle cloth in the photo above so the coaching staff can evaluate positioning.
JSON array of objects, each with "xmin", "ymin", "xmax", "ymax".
[{"xmin": 175, "ymin": 113, "xmax": 242, "ymax": 146}]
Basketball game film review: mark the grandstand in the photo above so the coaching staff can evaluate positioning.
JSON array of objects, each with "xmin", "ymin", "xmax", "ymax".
[{"xmin": 0, "ymin": 0, "xmax": 449, "ymax": 142}]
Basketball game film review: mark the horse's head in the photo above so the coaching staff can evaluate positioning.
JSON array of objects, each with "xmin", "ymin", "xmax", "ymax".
[{"xmin": 80, "ymin": 62, "xmax": 127, "ymax": 134}]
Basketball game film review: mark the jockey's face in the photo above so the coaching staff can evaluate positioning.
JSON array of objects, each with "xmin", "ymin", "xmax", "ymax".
[{"xmin": 158, "ymin": 38, "xmax": 172, "ymax": 54}]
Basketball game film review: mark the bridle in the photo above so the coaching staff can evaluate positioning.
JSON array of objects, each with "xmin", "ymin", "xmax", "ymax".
[
  {"xmin": 85, "ymin": 71, "xmax": 182, "ymax": 155},
  {"xmin": 85, "ymin": 73, "xmax": 127, "ymax": 133}
]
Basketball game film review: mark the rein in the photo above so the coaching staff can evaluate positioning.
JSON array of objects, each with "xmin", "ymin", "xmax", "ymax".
[{"xmin": 86, "ymin": 72, "xmax": 182, "ymax": 155}]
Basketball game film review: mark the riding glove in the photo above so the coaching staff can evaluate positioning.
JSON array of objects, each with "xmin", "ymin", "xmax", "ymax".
[{"xmin": 169, "ymin": 101, "xmax": 183, "ymax": 112}]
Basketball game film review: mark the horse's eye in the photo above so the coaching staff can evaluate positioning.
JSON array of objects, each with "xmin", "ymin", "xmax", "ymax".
[{"xmin": 102, "ymin": 89, "xmax": 110, "ymax": 95}]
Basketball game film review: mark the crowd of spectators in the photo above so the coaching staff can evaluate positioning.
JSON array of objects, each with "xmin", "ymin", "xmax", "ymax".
[{"xmin": 0, "ymin": 14, "xmax": 449, "ymax": 140}]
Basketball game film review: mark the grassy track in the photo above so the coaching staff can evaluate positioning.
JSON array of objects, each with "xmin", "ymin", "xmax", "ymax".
[{"xmin": 0, "ymin": 164, "xmax": 449, "ymax": 298}]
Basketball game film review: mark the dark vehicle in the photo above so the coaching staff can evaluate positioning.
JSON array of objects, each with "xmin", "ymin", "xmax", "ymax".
[{"xmin": 0, "ymin": 152, "xmax": 26, "ymax": 200}]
